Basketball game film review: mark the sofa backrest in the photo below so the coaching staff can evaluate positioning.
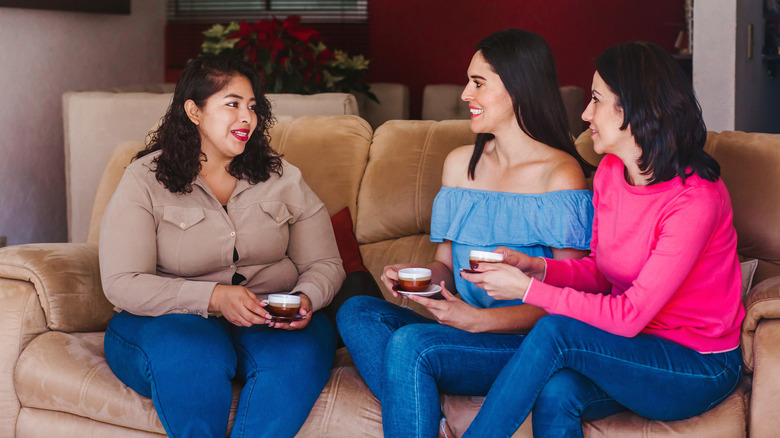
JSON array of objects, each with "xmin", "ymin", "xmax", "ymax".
[
  {"xmin": 704, "ymin": 131, "xmax": 780, "ymax": 284},
  {"xmin": 574, "ymin": 129, "xmax": 780, "ymax": 286},
  {"xmin": 66, "ymin": 89, "xmax": 360, "ymax": 243},
  {"xmin": 355, "ymin": 120, "xmax": 476, "ymax": 290},
  {"xmin": 86, "ymin": 115, "xmax": 371, "ymax": 245}
]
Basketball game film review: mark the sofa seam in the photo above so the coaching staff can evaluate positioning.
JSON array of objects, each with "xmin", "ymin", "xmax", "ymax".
[{"xmin": 417, "ymin": 123, "xmax": 436, "ymax": 231}]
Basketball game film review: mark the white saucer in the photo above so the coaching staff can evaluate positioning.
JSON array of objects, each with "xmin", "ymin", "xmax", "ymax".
[{"xmin": 396, "ymin": 284, "xmax": 442, "ymax": 297}]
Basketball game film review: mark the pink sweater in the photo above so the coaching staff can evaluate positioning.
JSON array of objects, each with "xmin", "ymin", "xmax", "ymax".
[{"xmin": 524, "ymin": 154, "xmax": 745, "ymax": 353}]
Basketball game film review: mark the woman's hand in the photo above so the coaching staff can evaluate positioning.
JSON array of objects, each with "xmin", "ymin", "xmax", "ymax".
[
  {"xmin": 380, "ymin": 263, "xmax": 416, "ymax": 298},
  {"xmin": 407, "ymin": 282, "xmax": 484, "ymax": 332},
  {"xmin": 268, "ymin": 293, "xmax": 313, "ymax": 330},
  {"xmin": 494, "ymin": 247, "xmax": 546, "ymax": 281},
  {"xmin": 460, "ymin": 262, "xmax": 532, "ymax": 301},
  {"xmin": 209, "ymin": 285, "xmax": 271, "ymax": 327}
]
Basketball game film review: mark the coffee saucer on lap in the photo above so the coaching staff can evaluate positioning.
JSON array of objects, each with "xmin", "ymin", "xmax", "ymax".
[
  {"xmin": 269, "ymin": 314, "xmax": 305, "ymax": 322},
  {"xmin": 393, "ymin": 284, "xmax": 442, "ymax": 297}
]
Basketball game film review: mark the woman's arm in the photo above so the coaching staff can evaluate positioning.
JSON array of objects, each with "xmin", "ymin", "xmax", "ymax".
[{"xmin": 523, "ymin": 189, "xmax": 724, "ymax": 337}]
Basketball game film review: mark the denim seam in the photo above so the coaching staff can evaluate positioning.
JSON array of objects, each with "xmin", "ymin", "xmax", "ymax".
[
  {"xmin": 106, "ymin": 325, "xmax": 177, "ymax": 438},
  {"xmin": 232, "ymin": 342, "xmax": 259, "ymax": 438}
]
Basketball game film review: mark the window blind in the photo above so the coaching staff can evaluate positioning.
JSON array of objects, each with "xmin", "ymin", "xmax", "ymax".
[{"xmin": 168, "ymin": 0, "xmax": 367, "ymax": 22}]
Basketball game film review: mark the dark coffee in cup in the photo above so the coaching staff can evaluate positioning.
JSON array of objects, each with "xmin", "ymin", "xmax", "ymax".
[
  {"xmin": 398, "ymin": 268, "xmax": 432, "ymax": 292},
  {"xmin": 265, "ymin": 294, "xmax": 301, "ymax": 317}
]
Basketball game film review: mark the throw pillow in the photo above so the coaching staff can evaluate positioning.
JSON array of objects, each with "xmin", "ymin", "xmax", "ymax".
[
  {"xmin": 740, "ymin": 259, "xmax": 758, "ymax": 301},
  {"xmin": 330, "ymin": 207, "xmax": 368, "ymax": 274}
]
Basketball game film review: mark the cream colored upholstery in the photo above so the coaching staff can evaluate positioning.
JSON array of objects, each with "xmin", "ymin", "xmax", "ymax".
[
  {"xmin": 353, "ymin": 82, "xmax": 410, "ymax": 129},
  {"xmin": 421, "ymin": 83, "xmax": 585, "ymax": 137},
  {"xmin": 2, "ymin": 117, "xmax": 778, "ymax": 437}
]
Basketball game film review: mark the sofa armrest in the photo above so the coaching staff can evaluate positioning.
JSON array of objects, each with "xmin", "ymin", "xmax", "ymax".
[
  {"xmin": 741, "ymin": 276, "xmax": 780, "ymax": 372},
  {"xmin": 0, "ymin": 243, "xmax": 113, "ymax": 333}
]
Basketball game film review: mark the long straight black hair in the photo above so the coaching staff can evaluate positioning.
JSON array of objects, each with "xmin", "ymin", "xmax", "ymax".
[
  {"xmin": 595, "ymin": 41, "xmax": 719, "ymax": 183},
  {"xmin": 468, "ymin": 29, "xmax": 594, "ymax": 179}
]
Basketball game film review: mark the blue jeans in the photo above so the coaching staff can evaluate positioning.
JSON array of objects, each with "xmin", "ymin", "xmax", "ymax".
[
  {"xmin": 104, "ymin": 311, "xmax": 335, "ymax": 438},
  {"xmin": 336, "ymin": 296, "xmax": 528, "ymax": 438},
  {"xmin": 463, "ymin": 315, "xmax": 743, "ymax": 438}
]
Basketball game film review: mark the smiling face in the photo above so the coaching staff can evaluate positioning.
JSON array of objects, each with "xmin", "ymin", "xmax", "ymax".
[
  {"xmin": 460, "ymin": 51, "xmax": 517, "ymax": 135},
  {"xmin": 185, "ymin": 74, "xmax": 258, "ymax": 163},
  {"xmin": 582, "ymin": 72, "xmax": 634, "ymax": 156}
]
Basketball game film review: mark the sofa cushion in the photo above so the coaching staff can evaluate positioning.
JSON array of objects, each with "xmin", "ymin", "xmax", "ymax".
[
  {"xmin": 441, "ymin": 376, "xmax": 749, "ymax": 437},
  {"xmin": 704, "ymin": 131, "xmax": 780, "ymax": 285},
  {"xmin": 15, "ymin": 332, "xmax": 168, "ymax": 434},
  {"xmin": 356, "ymin": 120, "xmax": 475, "ymax": 245},
  {"xmin": 331, "ymin": 207, "xmax": 367, "ymax": 274},
  {"xmin": 271, "ymin": 115, "xmax": 372, "ymax": 220},
  {"xmin": 15, "ymin": 331, "xmax": 379, "ymax": 437}
]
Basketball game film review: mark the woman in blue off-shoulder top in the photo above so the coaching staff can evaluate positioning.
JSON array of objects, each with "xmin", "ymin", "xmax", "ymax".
[{"xmin": 337, "ymin": 29, "xmax": 595, "ymax": 438}]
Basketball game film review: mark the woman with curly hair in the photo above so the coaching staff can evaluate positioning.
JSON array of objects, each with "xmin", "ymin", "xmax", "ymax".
[{"xmin": 99, "ymin": 56, "xmax": 344, "ymax": 437}]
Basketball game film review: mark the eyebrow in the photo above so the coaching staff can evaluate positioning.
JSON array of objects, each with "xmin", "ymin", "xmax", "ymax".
[
  {"xmin": 470, "ymin": 75, "xmax": 487, "ymax": 81},
  {"xmin": 591, "ymin": 89, "xmax": 603, "ymax": 97},
  {"xmin": 224, "ymin": 93, "xmax": 256, "ymax": 101}
]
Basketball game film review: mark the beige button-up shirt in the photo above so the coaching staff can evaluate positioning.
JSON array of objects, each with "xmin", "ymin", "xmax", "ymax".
[{"xmin": 99, "ymin": 152, "xmax": 345, "ymax": 317}]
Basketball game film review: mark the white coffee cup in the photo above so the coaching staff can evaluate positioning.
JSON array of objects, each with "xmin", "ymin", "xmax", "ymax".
[
  {"xmin": 265, "ymin": 293, "xmax": 301, "ymax": 317},
  {"xmin": 469, "ymin": 250, "xmax": 505, "ymax": 270},
  {"xmin": 397, "ymin": 267, "xmax": 432, "ymax": 292}
]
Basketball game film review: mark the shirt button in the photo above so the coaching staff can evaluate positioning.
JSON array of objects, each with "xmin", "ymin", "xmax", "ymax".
[
  {"xmin": 180, "ymin": 223, "xmax": 186, "ymax": 229},
  {"xmin": 182, "ymin": 308, "xmax": 189, "ymax": 314},
  {"xmin": 230, "ymin": 264, "xmax": 236, "ymax": 269},
  {"xmin": 229, "ymin": 198, "xmax": 235, "ymax": 203},
  {"xmin": 230, "ymin": 231, "xmax": 236, "ymax": 237},
  {"xmin": 275, "ymin": 216, "xmax": 281, "ymax": 222},
  {"xmin": 195, "ymin": 310, "xmax": 202, "ymax": 316}
]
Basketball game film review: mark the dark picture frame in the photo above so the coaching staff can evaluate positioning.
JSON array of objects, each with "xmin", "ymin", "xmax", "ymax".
[{"xmin": 0, "ymin": 0, "xmax": 130, "ymax": 15}]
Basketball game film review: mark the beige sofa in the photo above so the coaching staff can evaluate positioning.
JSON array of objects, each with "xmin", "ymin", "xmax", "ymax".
[{"xmin": 2, "ymin": 115, "xmax": 779, "ymax": 437}]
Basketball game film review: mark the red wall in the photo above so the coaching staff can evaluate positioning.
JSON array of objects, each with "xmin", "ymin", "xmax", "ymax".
[{"xmin": 367, "ymin": 0, "xmax": 686, "ymax": 119}]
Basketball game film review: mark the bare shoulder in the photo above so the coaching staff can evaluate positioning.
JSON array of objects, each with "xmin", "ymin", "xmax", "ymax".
[
  {"xmin": 545, "ymin": 151, "xmax": 587, "ymax": 192},
  {"xmin": 441, "ymin": 144, "xmax": 475, "ymax": 187}
]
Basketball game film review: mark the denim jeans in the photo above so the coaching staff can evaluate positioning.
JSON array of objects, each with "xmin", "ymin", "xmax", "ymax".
[
  {"xmin": 104, "ymin": 311, "xmax": 335, "ymax": 438},
  {"xmin": 463, "ymin": 315, "xmax": 743, "ymax": 438},
  {"xmin": 336, "ymin": 296, "xmax": 528, "ymax": 438}
]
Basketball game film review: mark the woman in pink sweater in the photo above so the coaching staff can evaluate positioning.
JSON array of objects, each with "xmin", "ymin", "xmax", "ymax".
[{"xmin": 456, "ymin": 41, "xmax": 746, "ymax": 437}]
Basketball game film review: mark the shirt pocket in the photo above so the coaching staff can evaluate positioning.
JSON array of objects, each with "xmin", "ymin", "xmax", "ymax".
[
  {"xmin": 162, "ymin": 206, "xmax": 206, "ymax": 230},
  {"xmin": 259, "ymin": 201, "xmax": 294, "ymax": 225},
  {"xmin": 158, "ymin": 206, "xmax": 208, "ymax": 275}
]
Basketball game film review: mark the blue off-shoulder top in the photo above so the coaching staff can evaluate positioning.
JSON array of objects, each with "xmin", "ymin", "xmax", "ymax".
[{"xmin": 430, "ymin": 187, "xmax": 594, "ymax": 309}]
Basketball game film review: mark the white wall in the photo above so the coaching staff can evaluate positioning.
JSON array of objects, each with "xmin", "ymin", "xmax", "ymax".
[
  {"xmin": 694, "ymin": 0, "xmax": 780, "ymax": 133},
  {"xmin": 0, "ymin": 0, "xmax": 165, "ymax": 246},
  {"xmin": 694, "ymin": 0, "xmax": 738, "ymax": 131}
]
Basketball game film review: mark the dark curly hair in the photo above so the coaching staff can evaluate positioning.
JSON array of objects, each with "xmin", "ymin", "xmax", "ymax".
[
  {"xmin": 137, "ymin": 56, "xmax": 282, "ymax": 193},
  {"xmin": 468, "ymin": 29, "xmax": 594, "ymax": 179},
  {"xmin": 595, "ymin": 41, "xmax": 719, "ymax": 184}
]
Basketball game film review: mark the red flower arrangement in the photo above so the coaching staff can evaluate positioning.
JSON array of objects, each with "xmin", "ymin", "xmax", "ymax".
[{"xmin": 201, "ymin": 16, "xmax": 375, "ymax": 100}]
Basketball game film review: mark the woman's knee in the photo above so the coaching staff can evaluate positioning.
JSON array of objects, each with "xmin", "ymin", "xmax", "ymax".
[
  {"xmin": 384, "ymin": 324, "xmax": 442, "ymax": 377},
  {"xmin": 336, "ymin": 295, "xmax": 387, "ymax": 327}
]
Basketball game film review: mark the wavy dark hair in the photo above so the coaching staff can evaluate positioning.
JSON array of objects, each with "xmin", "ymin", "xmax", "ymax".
[
  {"xmin": 137, "ymin": 56, "xmax": 281, "ymax": 193},
  {"xmin": 595, "ymin": 41, "xmax": 719, "ymax": 183},
  {"xmin": 468, "ymin": 29, "xmax": 594, "ymax": 179}
]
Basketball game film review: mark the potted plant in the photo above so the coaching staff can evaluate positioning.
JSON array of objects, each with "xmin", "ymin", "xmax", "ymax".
[{"xmin": 201, "ymin": 16, "xmax": 376, "ymax": 101}]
